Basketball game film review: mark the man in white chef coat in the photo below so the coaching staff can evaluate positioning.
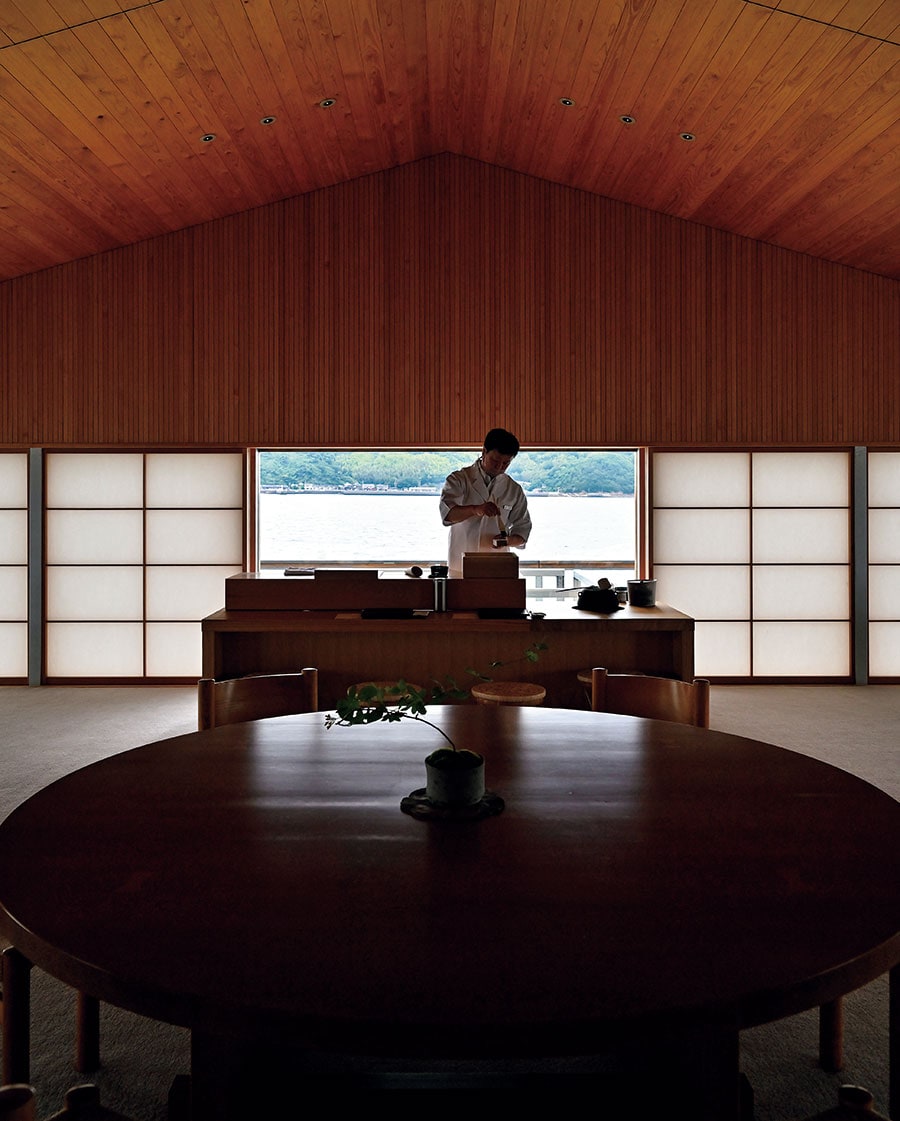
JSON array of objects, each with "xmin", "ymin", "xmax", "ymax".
[{"xmin": 440, "ymin": 428, "xmax": 532, "ymax": 577}]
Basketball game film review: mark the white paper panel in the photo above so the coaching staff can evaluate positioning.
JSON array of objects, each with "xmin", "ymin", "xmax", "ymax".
[
  {"xmin": 145, "ymin": 622, "xmax": 202, "ymax": 677},
  {"xmin": 146, "ymin": 510, "xmax": 242, "ymax": 564},
  {"xmin": 868, "ymin": 567, "xmax": 900, "ymax": 619},
  {"xmin": 653, "ymin": 509, "xmax": 749, "ymax": 563},
  {"xmin": 752, "ymin": 452, "xmax": 849, "ymax": 507},
  {"xmin": 0, "ymin": 511, "xmax": 28, "ymax": 564},
  {"xmin": 752, "ymin": 509, "xmax": 849, "ymax": 563},
  {"xmin": 146, "ymin": 565, "xmax": 241, "ymax": 619},
  {"xmin": 868, "ymin": 452, "xmax": 900, "ymax": 507},
  {"xmin": 47, "ymin": 510, "xmax": 144, "ymax": 564},
  {"xmin": 753, "ymin": 566, "xmax": 849, "ymax": 620},
  {"xmin": 653, "ymin": 565, "xmax": 750, "ymax": 620},
  {"xmin": 652, "ymin": 452, "xmax": 749, "ymax": 507},
  {"xmin": 694, "ymin": 622, "xmax": 751, "ymax": 677},
  {"xmin": 868, "ymin": 509, "xmax": 900, "ymax": 563},
  {"xmin": 46, "ymin": 453, "xmax": 143, "ymax": 508},
  {"xmin": 47, "ymin": 623, "xmax": 144, "ymax": 677},
  {"xmin": 47, "ymin": 566, "xmax": 143, "ymax": 620},
  {"xmin": 869, "ymin": 622, "xmax": 900, "ymax": 676},
  {"xmin": 146, "ymin": 453, "xmax": 243, "ymax": 508},
  {"xmin": 0, "ymin": 567, "xmax": 28, "ymax": 619},
  {"xmin": 0, "ymin": 623, "xmax": 27, "ymax": 676},
  {"xmin": 753, "ymin": 622, "xmax": 849, "ymax": 676},
  {"xmin": 0, "ymin": 454, "xmax": 27, "ymax": 506}
]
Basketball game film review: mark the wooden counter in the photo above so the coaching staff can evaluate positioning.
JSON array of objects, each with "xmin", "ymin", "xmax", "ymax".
[{"xmin": 201, "ymin": 600, "xmax": 695, "ymax": 709}]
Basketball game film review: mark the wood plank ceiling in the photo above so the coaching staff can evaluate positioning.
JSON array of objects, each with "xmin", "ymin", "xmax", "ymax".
[{"xmin": 0, "ymin": 0, "xmax": 897, "ymax": 284}]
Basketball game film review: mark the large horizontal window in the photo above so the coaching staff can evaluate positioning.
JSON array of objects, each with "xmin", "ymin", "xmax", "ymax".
[{"xmin": 257, "ymin": 450, "xmax": 637, "ymax": 598}]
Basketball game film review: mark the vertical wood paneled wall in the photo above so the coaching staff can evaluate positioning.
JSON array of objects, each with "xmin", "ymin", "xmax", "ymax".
[{"xmin": 1, "ymin": 154, "xmax": 897, "ymax": 449}]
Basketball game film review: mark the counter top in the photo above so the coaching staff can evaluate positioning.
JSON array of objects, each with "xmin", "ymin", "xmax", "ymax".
[{"xmin": 202, "ymin": 601, "xmax": 695, "ymax": 707}]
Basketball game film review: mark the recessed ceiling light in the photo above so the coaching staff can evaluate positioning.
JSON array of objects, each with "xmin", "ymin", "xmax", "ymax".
[
  {"xmin": 680, "ymin": 132, "xmax": 696, "ymax": 142},
  {"xmin": 200, "ymin": 133, "xmax": 216, "ymax": 143},
  {"xmin": 319, "ymin": 98, "xmax": 337, "ymax": 108},
  {"xmin": 620, "ymin": 115, "xmax": 636, "ymax": 125},
  {"xmin": 260, "ymin": 116, "xmax": 276, "ymax": 126},
  {"xmin": 559, "ymin": 97, "xmax": 575, "ymax": 107}
]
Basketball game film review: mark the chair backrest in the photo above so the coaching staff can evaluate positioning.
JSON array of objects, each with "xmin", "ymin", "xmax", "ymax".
[
  {"xmin": 0, "ymin": 1084, "xmax": 35, "ymax": 1121},
  {"xmin": 198, "ymin": 669, "xmax": 318, "ymax": 730},
  {"xmin": 45, "ymin": 1083, "xmax": 138, "ymax": 1121},
  {"xmin": 589, "ymin": 667, "xmax": 710, "ymax": 728}
]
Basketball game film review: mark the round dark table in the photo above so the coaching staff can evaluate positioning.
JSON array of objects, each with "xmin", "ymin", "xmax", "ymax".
[{"xmin": 1, "ymin": 707, "xmax": 898, "ymax": 1117}]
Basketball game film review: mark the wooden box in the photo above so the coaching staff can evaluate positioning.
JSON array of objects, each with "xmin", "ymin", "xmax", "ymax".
[
  {"xmin": 462, "ymin": 552, "xmax": 519, "ymax": 579},
  {"xmin": 225, "ymin": 571, "xmax": 525, "ymax": 612},
  {"xmin": 225, "ymin": 572, "xmax": 431, "ymax": 611}
]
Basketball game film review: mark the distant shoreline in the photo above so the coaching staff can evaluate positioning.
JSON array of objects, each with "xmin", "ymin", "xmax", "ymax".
[{"xmin": 260, "ymin": 487, "xmax": 632, "ymax": 498}]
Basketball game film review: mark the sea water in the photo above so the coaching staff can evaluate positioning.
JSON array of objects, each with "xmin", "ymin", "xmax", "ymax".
[{"xmin": 260, "ymin": 492, "xmax": 636, "ymax": 568}]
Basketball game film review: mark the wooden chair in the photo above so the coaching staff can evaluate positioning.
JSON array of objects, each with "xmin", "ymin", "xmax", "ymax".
[
  {"xmin": 797, "ymin": 1083, "xmax": 890, "ymax": 1119},
  {"xmin": 587, "ymin": 667, "xmax": 845, "ymax": 1073},
  {"xmin": 587, "ymin": 667, "xmax": 710, "ymax": 727},
  {"xmin": 0, "ymin": 1083, "xmax": 136, "ymax": 1120},
  {"xmin": 198, "ymin": 668, "xmax": 318, "ymax": 730},
  {"xmin": 470, "ymin": 681, "xmax": 546, "ymax": 706},
  {"xmin": 45, "ymin": 1085, "xmax": 137, "ymax": 1121},
  {"xmin": 0, "ymin": 1082, "xmax": 33, "ymax": 1120}
]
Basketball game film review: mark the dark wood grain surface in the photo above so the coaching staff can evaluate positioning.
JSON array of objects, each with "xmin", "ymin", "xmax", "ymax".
[
  {"xmin": 2, "ymin": 2, "xmax": 897, "ymax": 283},
  {"xmin": 202, "ymin": 603, "xmax": 696, "ymax": 706},
  {"xmin": 1, "ymin": 707, "xmax": 898, "ymax": 1060}
]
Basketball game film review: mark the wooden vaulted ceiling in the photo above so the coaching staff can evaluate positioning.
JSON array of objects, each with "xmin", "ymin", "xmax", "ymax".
[{"xmin": 0, "ymin": 0, "xmax": 898, "ymax": 285}]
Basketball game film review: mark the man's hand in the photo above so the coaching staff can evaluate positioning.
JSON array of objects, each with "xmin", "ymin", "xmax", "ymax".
[{"xmin": 445, "ymin": 501, "xmax": 500, "ymax": 523}]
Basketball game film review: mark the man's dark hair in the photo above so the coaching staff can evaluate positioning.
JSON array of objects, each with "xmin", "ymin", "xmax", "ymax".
[{"xmin": 483, "ymin": 428, "xmax": 520, "ymax": 457}]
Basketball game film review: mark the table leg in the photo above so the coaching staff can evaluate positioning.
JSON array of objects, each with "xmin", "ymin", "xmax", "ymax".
[
  {"xmin": 190, "ymin": 1030, "xmax": 292, "ymax": 1120},
  {"xmin": 1, "ymin": 946, "xmax": 32, "ymax": 1084},
  {"xmin": 818, "ymin": 997, "xmax": 844, "ymax": 1072},
  {"xmin": 189, "ymin": 1030, "xmax": 237, "ymax": 1121},
  {"xmin": 891, "ymin": 963, "xmax": 899, "ymax": 1121},
  {"xmin": 75, "ymin": 992, "xmax": 101, "ymax": 1072},
  {"xmin": 671, "ymin": 1023, "xmax": 743, "ymax": 1121}
]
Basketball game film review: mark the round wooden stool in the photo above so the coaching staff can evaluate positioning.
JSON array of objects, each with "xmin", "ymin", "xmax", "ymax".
[{"xmin": 470, "ymin": 681, "xmax": 546, "ymax": 706}]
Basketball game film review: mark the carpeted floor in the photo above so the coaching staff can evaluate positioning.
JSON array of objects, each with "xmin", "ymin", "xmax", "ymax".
[{"xmin": 0, "ymin": 684, "xmax": 897, "ymax": 1118}]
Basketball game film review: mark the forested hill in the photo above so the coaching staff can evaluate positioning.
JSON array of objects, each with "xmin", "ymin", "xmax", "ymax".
[{"xmin": 260, "ymin": 450, "xmax": 635, "ymax": 495}]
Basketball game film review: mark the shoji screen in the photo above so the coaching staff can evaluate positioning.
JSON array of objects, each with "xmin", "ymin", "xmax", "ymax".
[
  {"xmin": 653, "ymin": 452, "xmax": 851, "ymax": 679},
  {"xmin": 45, "ymin": 452, "xmax": 243, "ymax": 679},
  {"xmin": 652, "ymin": 453, "xmax": 751, "ymax": 676},
  {"xmin": 0, "ymin": 453, "xmax": 28, "ymax": 679},
  {"xmin": 750, "ymin": 452, "xmax": 850, "ymax": 676},
  {"xmin": 868, "ymin": 452, "xmax": 900, "ymax": 677}
]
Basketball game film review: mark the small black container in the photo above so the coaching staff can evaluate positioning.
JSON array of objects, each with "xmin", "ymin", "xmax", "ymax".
[
  {"xmin": 627, "ymin": 579, "xmax": 657, "ymax": 607},
  {"xmin": 575, "ymin": 586, "xmax": 620, "ymax": 613}
]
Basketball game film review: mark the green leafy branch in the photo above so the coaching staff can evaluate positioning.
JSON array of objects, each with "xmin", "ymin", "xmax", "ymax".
[
  {"xmin": 463, "ymin": 640, "xmax": 548, "ymax": 683},
  {"xmin": 323, "ymin": 642, "xmax": 548, "ymax": 749},
  {"xmin": 324, "ymin": 681, "xmax": 458, "ymax": 749}
]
